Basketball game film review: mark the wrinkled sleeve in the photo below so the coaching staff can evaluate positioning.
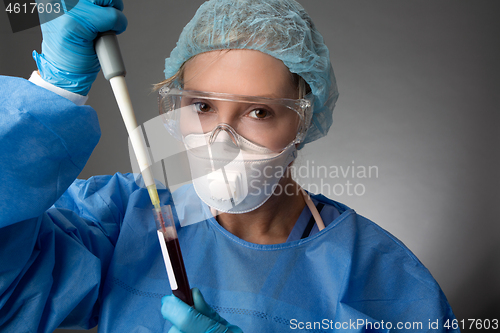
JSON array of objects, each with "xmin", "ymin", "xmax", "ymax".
[
  {"xmin": 0, "ymin": 76, "xmax": 130, "ymax": 331},
  {"xmin": 338, "ymin": 214, "xmax": 458, "ymax": 331}
]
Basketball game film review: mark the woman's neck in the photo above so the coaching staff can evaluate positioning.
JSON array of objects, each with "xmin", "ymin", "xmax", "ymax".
[{"xmin": 216, "ymin": 176, "xmax": 305, "ymax": 244}]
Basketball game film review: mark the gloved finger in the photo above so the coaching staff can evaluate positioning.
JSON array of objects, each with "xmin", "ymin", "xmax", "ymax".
[
  {"xmin": 192, "ymin": 288, "xmax": 229, "ymax": 325},
  {"xmin": 162, "ymin": 295, "xmax": 230, "ymax": 333},
  {"xmin": 39, "ymin": 0, "xmax": 128, "ymax": 35},
  {"xmin": 191, "ymin": 289, "xmax": 243, "ymax": 333},
  {"xmin": 87, "ymin": 0, "xmax": 124, "ymax": 11},
  {"xmin": 167, "ymin": 326, "xmax": 183, "ymax": 333},
  {"xmin": 92, "ymin": 6, "xmax": 127, "ymax": 33},
  {"xmin": 73, "ymin": 3, "xmax": 128, "ymax": 34}
]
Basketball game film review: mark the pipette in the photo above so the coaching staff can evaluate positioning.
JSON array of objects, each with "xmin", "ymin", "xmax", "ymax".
[{"xmin": 95, "ymin": 32, "xmax": 193, "ymax": 306}]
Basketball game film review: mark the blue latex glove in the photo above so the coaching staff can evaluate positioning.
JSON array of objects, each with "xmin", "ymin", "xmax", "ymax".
[
  {"xmin": 162, "ymin": 288, "xmax": 243, "ymax": 333},
  {"xmin": 33, "ymin": 0, "xmax": 127, "ymax": 95}
]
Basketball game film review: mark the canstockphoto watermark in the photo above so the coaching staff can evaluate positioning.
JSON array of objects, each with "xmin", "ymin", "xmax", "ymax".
[
  {"xmin": 290, "ymin": 318, "xmax": 424, "ymax": 331},
  {"xmin": 250, "ymin": 160, "xmax": 379, "ymax": 197},
  {"xmin": 290, "ymin": 318, "xmax": 500, "ymax": 331}
]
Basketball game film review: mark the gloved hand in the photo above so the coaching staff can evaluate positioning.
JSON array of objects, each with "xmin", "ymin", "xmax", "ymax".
[
  {"xmin": 33, "ymin": 0, "xmax": 127, "ymax": 95},
  {"xmin": 161, "ymin": 288, "xmax": 243, "ymax": 333}
]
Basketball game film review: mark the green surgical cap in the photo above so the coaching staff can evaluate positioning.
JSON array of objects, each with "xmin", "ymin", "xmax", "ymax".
[{"xmin": 164, "ymin": 0, "xmax": 338, "ymax": 146}]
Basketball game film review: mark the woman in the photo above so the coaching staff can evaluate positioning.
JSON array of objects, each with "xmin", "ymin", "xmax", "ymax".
[{"xmin": 0, "ymin": 0, "xmax": 457, "ymax": 332}]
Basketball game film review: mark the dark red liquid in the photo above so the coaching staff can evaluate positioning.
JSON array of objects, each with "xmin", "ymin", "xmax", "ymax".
[{"xmin": 165, "ymin": 236, "xmax": 194, "ymax": 306}]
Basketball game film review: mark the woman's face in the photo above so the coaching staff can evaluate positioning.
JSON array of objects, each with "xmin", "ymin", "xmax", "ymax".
[{"xmin": 180, "ymin": 50, "xmax": 301, "ymax": 152}]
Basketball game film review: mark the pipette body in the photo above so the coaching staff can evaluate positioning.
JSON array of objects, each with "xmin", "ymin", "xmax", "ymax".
[
  {"xmin": 95, "ymin": 32, "xmax": 193, "ymax": 306},
  {"xmin": 95, "ymin": 32, "xmax": 160, "ymax": 210}
]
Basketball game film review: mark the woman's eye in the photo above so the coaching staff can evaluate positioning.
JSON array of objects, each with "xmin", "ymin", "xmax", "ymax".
[
  {"xmin": 249, "ymin": 109, "xmax": 269, "ymax": 119},
  {"xmin": 193, "ymin": 102, "xmax": 212, "ymax": 113}
]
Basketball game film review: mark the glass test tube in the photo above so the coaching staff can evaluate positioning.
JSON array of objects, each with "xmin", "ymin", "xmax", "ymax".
[{"xmin": 154, "ymin": 205, "xmax": 194, "ymax": 306}]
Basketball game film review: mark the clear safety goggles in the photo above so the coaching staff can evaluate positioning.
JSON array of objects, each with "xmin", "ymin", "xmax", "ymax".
[{"xmin": 158, "ymin": 86, "xmax": 312, "ymax": 151}]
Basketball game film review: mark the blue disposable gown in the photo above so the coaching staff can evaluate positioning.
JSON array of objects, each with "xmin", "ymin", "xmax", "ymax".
[{"xmin": 0, "ymin": 76, "xmax": 458, "ymax": 332}]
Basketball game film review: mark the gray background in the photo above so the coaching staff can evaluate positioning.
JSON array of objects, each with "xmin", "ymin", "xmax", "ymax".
[{"xmin": 1, "ymin": 0, "xmax": 499, "ymax": 332}]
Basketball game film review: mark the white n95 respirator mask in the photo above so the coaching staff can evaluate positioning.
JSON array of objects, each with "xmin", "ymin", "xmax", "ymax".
[{"xmin": 183, "ymin": 124, "xmax": 297, "ymax": 214}]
